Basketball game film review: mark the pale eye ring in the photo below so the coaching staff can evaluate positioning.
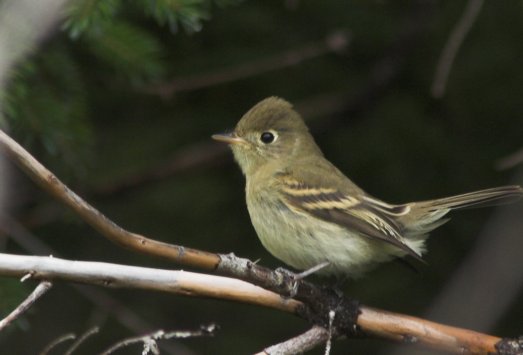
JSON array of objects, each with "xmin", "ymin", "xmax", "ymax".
[{"xmin": 260, "ymin": 131, "xmax": 277, "ymax": 144}]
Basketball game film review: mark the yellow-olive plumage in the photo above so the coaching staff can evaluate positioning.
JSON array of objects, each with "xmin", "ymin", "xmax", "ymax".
[{"xmin": 213, "ymin": 97, "xmax": 523, "ymax": 277}]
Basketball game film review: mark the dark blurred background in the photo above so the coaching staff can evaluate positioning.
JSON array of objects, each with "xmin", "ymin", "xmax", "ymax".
[{"xmin": 0, "ymin": 0, "xmax": 522, "ymax": 354}]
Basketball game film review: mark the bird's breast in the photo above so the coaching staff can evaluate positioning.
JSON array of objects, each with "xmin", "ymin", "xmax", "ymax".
[{"xmin": 244, "ymin": 180, "xmax": 406, "ymax": 277}]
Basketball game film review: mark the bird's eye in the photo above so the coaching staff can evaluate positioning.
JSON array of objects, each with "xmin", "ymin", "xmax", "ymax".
[{"xmin": 260, "ymin": 131, "xmax": 275, "ymax": 144}]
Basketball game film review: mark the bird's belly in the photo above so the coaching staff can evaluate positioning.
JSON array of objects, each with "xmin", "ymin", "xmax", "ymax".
[{"xmin": 247, "ymin": 197, "xmax": 402, "ymax": 278}]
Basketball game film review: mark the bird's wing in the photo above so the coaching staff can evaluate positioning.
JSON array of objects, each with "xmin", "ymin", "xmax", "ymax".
[{"xmin": 277, "ymin": 174, "xmax": 422, "ymax": 260}]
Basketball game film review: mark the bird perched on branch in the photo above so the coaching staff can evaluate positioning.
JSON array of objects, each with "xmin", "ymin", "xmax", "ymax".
[{"xmin": 213, "ymin": 97, "xmax": 523, "ymax": 277}]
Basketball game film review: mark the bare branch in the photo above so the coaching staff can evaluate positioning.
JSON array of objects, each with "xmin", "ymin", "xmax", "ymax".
[
  {"xmin": 0, "ymin": 253, "xmax": 515, "ymax": 354},
  {"xmin": 0, "ymin": 253, "xmax": 300, "ymax": 313},
  {"xmin": 40, "ymin": 333, "xmax": 76, "ymax": 355},
  {"xmin": 64, "ymin": 326, "xmax": 99, "ymax": 355},
  {"xmin": 0, "ymin": 280, "xmax": 52, "ymax": 331},
  {"xmin": 0, "ymin": 213, "xmax": 192, "ymax": 355},
  {"xmin": 100, "ymin": 324, "xmax": 218, "ymax": 355},
  {"xmin": 145, "ymin": 31, "xmax": 351, "ymax": 98},
  {"xmin": 358, "ymin": 307, "xmax": 501, "ymax": 354},
  {"xmin": 256, "ymin": 326, "xmax": 330, "ymax": 355},
  {"xmin": 0, "ymin": 128, "xmax": 221, "ymax": 270},
  {"xmin": 101, "ymin": 330, "xmax": 162, "ymax": 355},
  {"xmin": 431, "ymin": 0, "xmax": 484, "ymax": 98}
]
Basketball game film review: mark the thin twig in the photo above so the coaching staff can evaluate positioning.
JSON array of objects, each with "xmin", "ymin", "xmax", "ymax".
[
  {"xmin": 0, "ymin": 213, "xmax": 190, "ymax": 355},
  {"xmin": 39, "ymin": 333, "xmax": 76, "ymax": 355},
  {"xmin": 145, "ymin": 31, "xmax": 350, "ymax": 98},
  {"xmin": 431, "ymin": 0, "xmax": 484, "ymax": 98},
  {"xmin": 256, "ymin": 326, "xmax": 330, "ymax": 355},
  {"xmin": 100, "ymin": 324, "xmax": 218, "ymax": 355},
  {"xmin": 101, "ymin": 330, "xmax": 163, "ymax": 355},
  {"xmin": 64, "ymin": 326, "xmax": 99, "ymax": 355},
  {"xmin": 0, "ymin": 280, "xmax": 52, "ymax": 331}
]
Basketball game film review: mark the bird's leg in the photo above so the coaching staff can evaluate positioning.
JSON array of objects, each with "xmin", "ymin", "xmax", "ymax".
[
  {"xmin": 295, "ymin": 261, "xmax": 331, "ymax": 280},
  {"xmin": 275, "ymin": 261, "xmax": 331, "ymax": 298}
]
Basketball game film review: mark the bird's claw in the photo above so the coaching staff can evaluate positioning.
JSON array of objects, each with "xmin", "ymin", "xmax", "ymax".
[{"xmin": 274, "ymin": 267, "xmax": 300, "ymax": 298}]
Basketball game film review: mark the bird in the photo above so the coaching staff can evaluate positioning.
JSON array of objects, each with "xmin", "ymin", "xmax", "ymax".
[{"xmin": 212, "ymin": 97, "xmax": 523, "ymax": 278}]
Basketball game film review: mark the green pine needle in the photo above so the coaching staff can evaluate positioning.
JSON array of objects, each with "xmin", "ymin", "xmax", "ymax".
[
  {"xmin": 86, "ymin": 20, "xmax": 166, "ymax": 82},
  {"xmin": 140, "ymin": 0, "xmax": 210, "ymax": 33},
  {"xmin": 62, "ymin": 0, "xmax": 121, "ymax": 39}
]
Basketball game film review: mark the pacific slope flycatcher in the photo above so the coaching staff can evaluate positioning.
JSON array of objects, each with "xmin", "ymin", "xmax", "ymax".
[{"xmin": 213, "ymin": 97, "xmax": 523, "ymax": 277}]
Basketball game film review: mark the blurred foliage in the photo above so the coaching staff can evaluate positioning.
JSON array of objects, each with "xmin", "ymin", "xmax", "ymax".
[
  {"xmin": 62, "ymin": 0, "xmax": 121, "ymax": 39},
  {"xmin": 3, "ymin": 42, "xmax": 91, "ymax": 175},
  {"xmin": 2, "ymin": 0, "xmax": 243, "ymax": 176},
  {"xmin": 1, "ymin": 1, "xmax": 523, "ymax": 354},
  {"xmin": 85, "ymin": 20, "xmax": 166, "ymax": 82}
]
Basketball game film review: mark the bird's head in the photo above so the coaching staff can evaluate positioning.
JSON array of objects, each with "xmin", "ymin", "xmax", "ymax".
[{"xmin": 213, "ymin": 97, "xmax": 322, "ymax": 176}]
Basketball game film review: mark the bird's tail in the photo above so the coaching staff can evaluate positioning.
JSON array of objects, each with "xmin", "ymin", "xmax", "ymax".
[
  {"xmin": 403, "ymin": 185, "xmax": 523, "ymax": 237},
  {"xmin": 414, "ymin": 185, "xmax": 523, "ymax": 211}
]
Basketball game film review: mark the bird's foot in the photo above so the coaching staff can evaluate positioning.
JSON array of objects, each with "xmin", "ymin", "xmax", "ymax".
[
  {"xmin": 274, "ymin": 267, "xmax": 300, "ymax": 298},
  {"xmin": 275, "ymin": 262, "xmax": 331, "ymax": 298}
]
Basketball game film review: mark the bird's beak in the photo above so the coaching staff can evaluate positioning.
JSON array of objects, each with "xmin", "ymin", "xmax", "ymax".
[{"xmin": 212, "ymin": 132, "xmax": 247, "ymax": 145}]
